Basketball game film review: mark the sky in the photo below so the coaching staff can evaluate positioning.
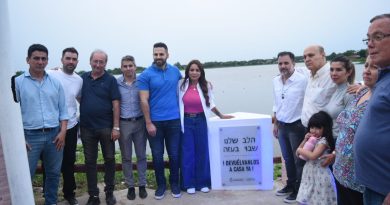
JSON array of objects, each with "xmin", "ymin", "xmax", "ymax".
[{"xmin": 6, "ymin": 0, "xmax": 390, "ymax": 72}]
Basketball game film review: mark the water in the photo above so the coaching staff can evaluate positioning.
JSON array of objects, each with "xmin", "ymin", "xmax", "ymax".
[
  {"xmin": 204, "ymin": 63, "xmax": 364, "ymax": 116},
  {"xmin": 115, "ymin": 63, "xmax": 365, "ymax": 157}
]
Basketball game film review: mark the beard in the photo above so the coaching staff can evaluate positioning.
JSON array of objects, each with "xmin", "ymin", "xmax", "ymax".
[{"xmin": 154, "ymin": 59, "xmax": 166, "ymax": 67}]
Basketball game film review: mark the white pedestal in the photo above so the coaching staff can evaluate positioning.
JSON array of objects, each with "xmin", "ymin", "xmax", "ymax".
[{"xmin": 209, "ymin": 112, "xmax": 273, "ymax": 190}]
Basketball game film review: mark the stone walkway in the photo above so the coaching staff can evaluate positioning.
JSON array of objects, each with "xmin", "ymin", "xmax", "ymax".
[{"xmin": 58, "ymin": 180, "xmax": 291, "ymax": 205}]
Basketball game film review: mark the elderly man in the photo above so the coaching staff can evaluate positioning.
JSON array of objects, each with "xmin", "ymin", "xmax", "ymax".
[
  {"xmin": 354, "ymin": 13, "xmax": 390, "ymax": 205},
  {"xmin": 301, "ymin": 45, "xmax": 336, "ymax": 128},
  {"xmin": 79, "ymin": 50, "xmax": 121, "ymax": 205},
  {"xmin": 273, "ymin": 51, "xmax": 307, "ymax": 203}
]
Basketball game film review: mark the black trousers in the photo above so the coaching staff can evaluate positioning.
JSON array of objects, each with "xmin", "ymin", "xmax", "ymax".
[
  {"xmin": 61, "ymin": 124, "xmax": 79, "ymax": 198},
  {"xmin": 335, "ymin": 179, "xmax": 363, "ymax": 205}
]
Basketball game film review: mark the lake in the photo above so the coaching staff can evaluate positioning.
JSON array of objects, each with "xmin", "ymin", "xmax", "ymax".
[{"xmin": 117, "ymin": 63, "xmax": 365, "ymax": 157}]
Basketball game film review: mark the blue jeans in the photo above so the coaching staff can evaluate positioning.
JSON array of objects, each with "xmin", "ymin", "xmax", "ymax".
[
  {"xmin": 181, "ymin": 114, "xmax": 211, "ymax": 189},
  {"xmin": 80, "ymin": 127, "xmax": 116, "ymax": 196},
  {"xmin": 363, "ymin": 188, "xmax": 385, "ymax": 205},
  {"xmin": 277, "ymin": 120, "xmax": 305, "ymax": 191},
  {"xmin": 148, "ymin": 119, "xmax": 181, "ymax": 189},
  {"xmin": 24, "ymin": 127, "xmax": 63, "ymax": 205}
]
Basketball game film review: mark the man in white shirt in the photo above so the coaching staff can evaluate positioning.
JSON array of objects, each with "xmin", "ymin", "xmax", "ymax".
[
  {"xmin": 47, "ymin": 47, "xmax": 83, "ymax": 205},
  {"xmin": 301, "ymin": 45, "xmax": 336, "ymax": 128},
  {"xmin": 273, "ymin": 51, "xmax": 308, "ymax": 203}
]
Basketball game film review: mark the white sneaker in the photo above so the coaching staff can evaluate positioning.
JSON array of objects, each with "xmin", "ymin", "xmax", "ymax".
[
  {"xmin": 187, "ymin": 188, "xmax": 195, "ymax": 194},
  {"xmin": 200, "ymin": 187, "xmax": 210, "ymax": 193}
]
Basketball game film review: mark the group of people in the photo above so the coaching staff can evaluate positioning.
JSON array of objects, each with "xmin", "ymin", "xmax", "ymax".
[
  {"xmin": 273, "ymin": 14, "xmax": 390, "ymax": 205},
  {"xmin": 15, "ymin": 41, "xmax": 231, "ymax": 205}
]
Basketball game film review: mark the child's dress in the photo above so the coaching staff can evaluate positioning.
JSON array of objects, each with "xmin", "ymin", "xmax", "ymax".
[{"xmin": 296, "ymin": 137, "xmax": 337, "ymax": 205}]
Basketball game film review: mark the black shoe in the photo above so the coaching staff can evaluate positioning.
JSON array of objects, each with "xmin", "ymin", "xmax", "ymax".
[
  {"xmin": 127, "ymin": 187, "xmax": 136, "ymax": 200},
  {"xmin": 284, "ymin": 191, "xmax": 297, "ymax": 204},
  {"xmin": 64, "ymin": 196, "xmax": 79, "ymax": 205},
  {"xmin": 86, "ymin": 195, "xmax": 100, "ymax": 205},
  {"xmin": 276, "ymin": 185, "xmax": 294, "ymax": 196},
  {"xmin": 105, "ymin": 192, "xmax": 116, "ymax": 205},
  {"xmin": 139, "ymin": 186, "xmax": 148, "ymax": 199}
]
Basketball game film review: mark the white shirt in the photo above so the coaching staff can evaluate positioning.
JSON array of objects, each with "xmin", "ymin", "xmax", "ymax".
[
  {"xmin": 47, "ymin": 69, "xmax": 83, "ymax": 129},
  {"xmin": 273, "ymin": 69, "xmax": 308, "ymax": 123},
  {"xmin": 301, "ymin": 63, "xmax": 336, "ymax": 127},
  {"xmin": 178, "ymin": 79, "xmax": 216, "ymax": 132}
]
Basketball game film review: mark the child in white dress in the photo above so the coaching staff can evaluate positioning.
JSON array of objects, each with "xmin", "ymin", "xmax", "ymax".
[{"xmin": 296, "ymin": 111, "xmax": 337, "ymax": 205}]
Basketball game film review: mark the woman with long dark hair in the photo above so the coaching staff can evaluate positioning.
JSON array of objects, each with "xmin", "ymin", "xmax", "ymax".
[{"xmin": 178, "ymin": 59, "xmax": 233, "ymax": 194}]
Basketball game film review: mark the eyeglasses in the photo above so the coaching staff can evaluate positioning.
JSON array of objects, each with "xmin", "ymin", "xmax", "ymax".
[{"xmin": 362, "ymin": 32, "xmax": 390, "ymax": 45}]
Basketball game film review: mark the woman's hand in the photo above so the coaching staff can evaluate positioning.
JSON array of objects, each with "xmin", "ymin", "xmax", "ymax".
[{"xmin": 220, "ymin": 114, "xmax": 234, "ymax": 119}]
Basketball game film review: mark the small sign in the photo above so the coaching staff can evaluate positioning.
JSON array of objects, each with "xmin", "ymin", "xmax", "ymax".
[{"xmin": 219, "ymin": 126, "xmax": 262, "ymax": 186}]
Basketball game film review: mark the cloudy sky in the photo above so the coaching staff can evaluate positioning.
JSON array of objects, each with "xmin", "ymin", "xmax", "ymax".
[{"xmin": 6, "ymin": 0, "xmax": 390, "ymax": 72}]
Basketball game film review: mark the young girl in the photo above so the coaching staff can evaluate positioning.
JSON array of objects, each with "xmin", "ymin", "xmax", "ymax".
[{"xmin": 296, "ymin": 111, "xmax": 337, "ymax": 205}]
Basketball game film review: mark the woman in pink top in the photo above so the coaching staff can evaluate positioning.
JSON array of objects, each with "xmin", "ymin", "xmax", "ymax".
[{"xmin": 178, "ymin": 60, "xmax": 233, "ymax": 194}]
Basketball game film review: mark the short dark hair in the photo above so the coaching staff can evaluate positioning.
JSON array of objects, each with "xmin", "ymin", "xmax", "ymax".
[
  {"xmin": 62, "ymin": 47, "xmax": 78, "ymax": 57},
  {"xmin": 277, "ymin": 51, "xmax": 295, "ymax": 62},
  {"xmin": 153, "ymin": 42, "xmax": 168, "ymax": 51},
  {"xmin": 121, "ymin": 55, "xmax": 136, "ymax": 65},
  {"xmin": 370, "ymin": 13, "xmax": 390, "ymax": 23},
  {"xmin": 28, "ymin": 44, "xmax": 48, "ymax": 58}
]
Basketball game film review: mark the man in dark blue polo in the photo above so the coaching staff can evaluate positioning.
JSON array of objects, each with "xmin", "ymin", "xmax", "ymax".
[
  {"xmin": 79, "ymin": 49, "xmax": 121, "ymax": 205},
  {"xmin": 138, "ymin": 42, "xmax": 182, "ymax": 200},
  {"xmin": 16, "ymin": 44, "xmax": 69, "ymax": 205}
]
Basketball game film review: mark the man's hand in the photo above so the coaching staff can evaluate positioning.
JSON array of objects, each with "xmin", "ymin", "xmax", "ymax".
[
  {"xmin": 146, "ymin": 122, "xmax": 157, "ymax": 137},
  {"xmin": 26, "ymin": 142, "xmax": 32, "ymax": 151},
  {"xmin": 320, "ymin": 153, "xmax": 335, "ymax": 167},
  {"xmin": 111, "ymin": 129, "xmax": 120, "ymax": 141},
  {"xmin": 53, "ymin": 131, "xmax": 66, "ymax": 151},
  {"xmin": 273, "ymin": 124, "xmax": 278, "ymax": 139}
]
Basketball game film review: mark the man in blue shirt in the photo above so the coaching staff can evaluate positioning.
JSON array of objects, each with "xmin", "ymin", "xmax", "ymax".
[
  {"xmin": 79, "ymin": 49, "xmax": 121, "ymax": 205},
  {"xmin": 138, "ymin": 42, "xmax": 182, "ymax": 200},
  {"xmin": 117, "ymin": 55, "xmax": 148, "ymax": 200},
  {"xmin": 15, "ymin": 44, "xmax": 69, "ymax": 205},
  {"xmin": 354, "ymin": 13, "xmax": 390, "ymax": 205}
]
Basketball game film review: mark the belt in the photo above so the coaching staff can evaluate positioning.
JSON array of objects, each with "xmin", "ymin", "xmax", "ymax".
[
  {"xmin": 184, "ymin": 112, "xmax": 205, "ymax": 118},
  {"xmin": 26, "ymin": 127, "xmax": 56, "ymax": 132},
  {"xmin": 120, "ymin": 116, "xmax": 144, "ymax": 121},
  {"xmin": 277, "ymin": 119, "xmax": 301, "ymax": 126}
]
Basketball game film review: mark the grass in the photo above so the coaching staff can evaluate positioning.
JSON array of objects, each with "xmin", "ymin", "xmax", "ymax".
[{"xmin": 33, "ymin": 145, "xmax": 282, "ymax": 204}]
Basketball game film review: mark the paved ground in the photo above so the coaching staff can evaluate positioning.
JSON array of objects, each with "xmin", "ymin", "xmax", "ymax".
[{"xmin": 58, "ymin": 180, "xmax": 290, "ymax": 205}]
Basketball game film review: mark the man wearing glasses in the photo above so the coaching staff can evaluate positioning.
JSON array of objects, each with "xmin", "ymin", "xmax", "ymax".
[{"xmin": 354, "ymin": 13, "xmax": 390, "ymax": 205}]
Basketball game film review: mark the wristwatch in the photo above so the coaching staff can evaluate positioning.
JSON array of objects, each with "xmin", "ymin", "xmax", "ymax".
[{"xmin": 113, "ymin": 127, "xmax": 120, "ymax": 131}]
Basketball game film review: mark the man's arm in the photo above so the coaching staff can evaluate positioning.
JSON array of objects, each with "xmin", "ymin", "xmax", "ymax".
[
  {"xmin": 140, "ymin": 90, "xmax": 156, "ymax": 137},
  {"xmin": 111, "ymin": 99, "xmax": 120, "ymax": 140},
  {"xmin": 53, "ymin": 120, "xmax": 68, "ymax": 151}
]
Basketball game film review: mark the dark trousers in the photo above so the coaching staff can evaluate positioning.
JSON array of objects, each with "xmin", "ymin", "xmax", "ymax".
[
  {"xmin": 148, "ymin": 119, "xmax": 181, "ymax": 189},
  {"xmin": 277, "ymin": 120, "xmax": 306, "ymax": 192},
  {"xmin": 80, "ymin": 127, "xmax": 116, "ymax": 196},
  {"xmin": 61, "ymin": 124, "xmax": 79, "ymax": 198},
  {"xmin": 335, "ymin": 180, "xmax": 363, "ymax": 205}
]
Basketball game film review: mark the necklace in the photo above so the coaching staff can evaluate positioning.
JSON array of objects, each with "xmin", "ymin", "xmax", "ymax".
[
  {"xmin": 190, "ymin": 84, "xmax": 197, "ymax": 91},
  {"xmin": 281, "ymin": 83, "xmax": 292, "ymax": 99}
]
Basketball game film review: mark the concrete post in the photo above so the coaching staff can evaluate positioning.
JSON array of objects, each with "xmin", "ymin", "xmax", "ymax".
[{"xmin": 0, "ymin": 0, "xmax": 35, "ymax": 204}]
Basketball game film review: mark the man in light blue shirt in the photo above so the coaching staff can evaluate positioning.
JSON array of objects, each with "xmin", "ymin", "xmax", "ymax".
[{"xmin": 15, "ymin": 44, "xmax": 68, "ymax": 205}]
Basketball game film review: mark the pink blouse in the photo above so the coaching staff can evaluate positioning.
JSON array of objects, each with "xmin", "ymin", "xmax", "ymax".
[{"xmin": 183, "ymin": 85, "xmax": 204, "ymax": 113}]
